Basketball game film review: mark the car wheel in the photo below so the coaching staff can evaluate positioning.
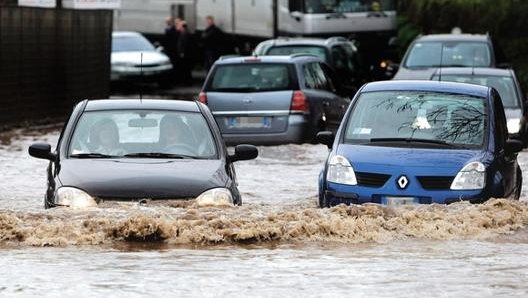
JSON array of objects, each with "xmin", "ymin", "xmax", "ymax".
[
  {"xmin": 514, "ymin": 166, "xmax": 523, "ymax": 200},
  {"xmin": 318, "ymin": 194, "xmax": 329, "ymax": 208},
  {"xmin": 307, "ymin": 118, "xmax": 326, "ymax": 144}
]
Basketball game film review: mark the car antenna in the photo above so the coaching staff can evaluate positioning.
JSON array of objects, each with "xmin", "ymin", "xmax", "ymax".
[{"xmin": 139, "ymin": 52, "xmax": 143, "ymax": 102}]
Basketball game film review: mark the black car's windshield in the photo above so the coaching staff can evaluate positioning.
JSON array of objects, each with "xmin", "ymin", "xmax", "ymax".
[
  {"xmin": 209, "ymin": 63, "xmax": 293, "ymax": 92},
  {"xmin": 343, "ymin": 90, "xmax": 487, "ymax": 148},
  {"xmin": 405, "ymin": 41, "xmax": 492, "ymax": 68},
  {"xmin": 432, "ymin": 74, "xmax": 520, "ymax": 108},
  {"xmin": 68, "ymin": 110, "xmax": 218, "ymax": 159}
]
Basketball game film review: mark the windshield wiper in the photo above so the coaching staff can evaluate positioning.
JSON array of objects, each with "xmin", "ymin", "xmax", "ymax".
[
  {"xmin": 369, "ymin": 138, "xmax": 466, "ymax": 148},
  {"xmin": 123, "ymin": 152, "xmax": 192, "ymax": 159},
  {"xmin": 70, "ymin": 153, "xmax": 117, "ymax": 158}
]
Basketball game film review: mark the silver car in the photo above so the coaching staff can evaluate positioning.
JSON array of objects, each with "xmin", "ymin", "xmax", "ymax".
[
  {"xmin": 198, "ymin": 55, "xmax": 350, "ymax": 145},
  {"xmin": 111, "ymin": 31, "xmax": 173, "ymax": 86}
]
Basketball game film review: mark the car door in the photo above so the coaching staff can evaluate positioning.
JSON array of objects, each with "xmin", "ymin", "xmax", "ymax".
[
  {"xmin": 301, "ymin": 61, "xmax": 347, "ymax": 133},
  {"xmin": 319, "ymin": 62, "xmax": 350, "ymax": 130},
  {"xmin": 492, "ymin": 90, "xmax": 518, "ymax": 197}
]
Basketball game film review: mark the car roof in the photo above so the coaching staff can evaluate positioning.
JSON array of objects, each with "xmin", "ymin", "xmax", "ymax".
[
  {"xmin": 361, "ymin": 80, "xmax": 490, "ymax": 98},
  {"xmin": 214, "ymin": 54, "xmax": 322, "ymax": 65},
  {"xmin": 83, "ymin": 99, "xmax": 201, "ymax": 112},
  {"xmin": 431, "ymin": 67, "xmax": 513, "ymax": 77},
  {"xmin": 414, "ymin": 33, "xmax": 490, "ymax": 43}
]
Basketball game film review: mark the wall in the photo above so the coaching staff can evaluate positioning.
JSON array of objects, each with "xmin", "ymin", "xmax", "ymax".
[{"xmin": 0, "ymin": 6, "xmax": 113, "ymax": 129}]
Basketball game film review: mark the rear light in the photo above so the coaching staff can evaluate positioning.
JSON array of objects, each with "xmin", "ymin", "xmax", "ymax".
[
  {"xmin": 198, "ymin": 91, "xmax": 208, "ymax": 104},
  {"xmin": 290, "ymin": 91, "xmax": 309, "ymax": 114}
]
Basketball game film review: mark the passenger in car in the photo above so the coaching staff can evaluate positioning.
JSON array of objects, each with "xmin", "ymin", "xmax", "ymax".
[{"xmin": 89, "ymin": 118, "xmax": 126, "ymax": 155}]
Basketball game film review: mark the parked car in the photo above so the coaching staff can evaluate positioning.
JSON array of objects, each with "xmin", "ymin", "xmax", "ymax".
[
  {"xmin": 390, "ymin": 32, "xmax": 502, "ymax": 80},
  {"xmin": 111, "ymin": 31, "xmax": 173, "ymax": 87},
  {"xmin": 28, "ymin": 99, "xmax": 258, "ymax": 208},
  {"xmin": 253, "ymin": 36, "xmax": 367, "ymax": 95},
  {"xmin": 198, "ymin": 54, "xmax": 351, "ymax": 145},
  {"xmin": 431, "ymin": 67, "xmax": 527, "ymax": 144},
  {"xmin": 317, "ymin": 80, "xmax": 523, "ymax": 207}
]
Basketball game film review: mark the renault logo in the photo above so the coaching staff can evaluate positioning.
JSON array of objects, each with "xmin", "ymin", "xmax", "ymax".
[{"xmin": 397, "ymin": 175, "xmax": 409, "ymax": 189}]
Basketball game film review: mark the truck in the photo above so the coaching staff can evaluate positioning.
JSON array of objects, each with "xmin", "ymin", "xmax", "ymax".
[{"xmin": 112, "ymin": 0, "xmax": 397, "ymax": 77}]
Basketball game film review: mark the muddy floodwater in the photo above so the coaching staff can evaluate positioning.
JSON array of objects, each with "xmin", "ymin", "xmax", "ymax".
[{"xmin": 1, "ymin": 126, "xmax": 528, "ymax": 298}]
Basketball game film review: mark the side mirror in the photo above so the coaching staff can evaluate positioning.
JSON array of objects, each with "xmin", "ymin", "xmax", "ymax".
[
  {"xmin": 228, "ymin": 144, "xmax": 258, "ymax": 162},
  {"xmin": 505, "ymin": 139, "xmax": 523, "ymax": 155},
  {"xmin": 316, "ymin": 131, "xmax": 335, "ymax": 149},
  {"xmin": 28, "ymin": 142, "xmax": 57, "ymax": 161}
]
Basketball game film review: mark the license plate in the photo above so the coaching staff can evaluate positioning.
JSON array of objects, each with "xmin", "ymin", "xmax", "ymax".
[
  {"xmin": 381, "ymin": 196, "xmax": 418, "ymax": 206},
  {"xmin": 227, "ymin": 117, "xmax": 271, "ymax": 128}
]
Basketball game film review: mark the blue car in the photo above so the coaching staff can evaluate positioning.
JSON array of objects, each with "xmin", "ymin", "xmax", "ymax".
[{"xmin": 317, "ymin": 80, "xmax": 523, "ymax": 207}]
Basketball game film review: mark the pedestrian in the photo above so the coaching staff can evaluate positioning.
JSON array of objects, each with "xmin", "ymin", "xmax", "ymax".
[
  {"xmin": 176, "ymin": 20, "xmax": 195, "ymax": 86},
  {"xmin": 201, "ymin": 15, "xmax": 226, "ymax": 71},
  {"xmin": 163, "ymin": 17, "xmax": 181, "ymax": 83}
]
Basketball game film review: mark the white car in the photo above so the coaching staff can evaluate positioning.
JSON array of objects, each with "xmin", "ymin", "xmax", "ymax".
[{"xmin": 111, "ymin": 31, "xmax": 173, "ymax": 86}]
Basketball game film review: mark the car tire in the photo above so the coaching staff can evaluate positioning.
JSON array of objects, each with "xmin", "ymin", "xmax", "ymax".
[{"xmin": 514, "ymin": 166, "xmax": 523, "ymax": 200}]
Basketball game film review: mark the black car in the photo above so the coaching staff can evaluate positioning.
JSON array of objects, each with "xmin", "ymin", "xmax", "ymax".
[
  {"xmin": 253, "ymin": 36, "xmax": 367, "ymax": 95},
  {"xmin": 198, "ymin": 54, "xmax": 351, "ymax": 145},
  {"xmin": 28, "ymin": 99, "xmax": 258, "ymax": 208}
]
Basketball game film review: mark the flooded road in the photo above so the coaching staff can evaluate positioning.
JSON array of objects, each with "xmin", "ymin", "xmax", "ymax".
[{"xmin": 1, "ymin": 125, "xmax": 528, "ymax": 297}]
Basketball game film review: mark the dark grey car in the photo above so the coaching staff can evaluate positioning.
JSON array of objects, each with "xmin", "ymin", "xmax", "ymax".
[
  {"xmin": 392, "ymin": 33, "xmax": 499, "ymax": 80},
  {"xmin": 198, "ymin": 55, "xmax": 351, "ymax": 145}
]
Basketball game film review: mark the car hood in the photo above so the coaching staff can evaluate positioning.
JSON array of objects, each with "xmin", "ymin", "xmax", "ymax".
[
  {"xmin": 111, "ymin": 51, "xmax": 169, "ymax": 65},
  {"xmin": 57, "ymin": 158, "xmax": 228, "ymax": 200},
  {"xmin": 393, "ymin": 67, "xmax": 438, "ymax": 80},
  {"xmin": 335, "ymin": 144, "xmax": 485, "ymax": 175}
]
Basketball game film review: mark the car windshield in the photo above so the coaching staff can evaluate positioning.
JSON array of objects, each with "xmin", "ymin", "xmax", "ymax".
[
  {"xmin": 112, "ymin": 34, "xmax": 156, "ymax": 52},
  {"xmin": 432, "ymin": 74, "xmax": 520, "ymax": 108},
  {"xmin": 210, "ymin": 63, "xmax": 293, "ymax": 92},
  {"xmin": 69, "ymin": 110, "xmax": 217, "ymax": 159},
  {"xmin": 266, "ymin": 45, "xmax": 328, "ymax": 62},
  {"xmin": 405, "ymin": 41, "xmax": 491, "ymax": 68},
  {"xmin": 344, "ymin": 90, "xmax": 487, "ymax": 148}
]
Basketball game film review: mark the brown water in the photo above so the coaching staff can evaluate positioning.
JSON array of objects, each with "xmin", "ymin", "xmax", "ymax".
[{"xmin": 1, "ymin": 126, "xmax": 528, "ymax": 297}]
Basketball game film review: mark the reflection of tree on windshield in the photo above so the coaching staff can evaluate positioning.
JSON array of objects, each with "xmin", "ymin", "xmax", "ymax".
[{"xmin": 371, "ymin": 95, "xmax": 486, "ymax": 146}]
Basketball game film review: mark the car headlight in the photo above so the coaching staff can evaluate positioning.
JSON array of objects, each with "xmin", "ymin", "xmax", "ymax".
[
  {"xmin": 450, "ymin": 162, "xmax": 485, "ymax": 190},
  {"xmin": 507, "ymin": 118, "xmax": 521, "ymax": 134},
  {"xmin": 195, "ymin": 188, "xmax": 234, "ymax": 207},
  {"xmin": 55, "ymin": 187, "xmax": 97, "ymax": 208},
  {"xmin": 326, "ymin": 155, "xmax": 357, "ymax": 185}
]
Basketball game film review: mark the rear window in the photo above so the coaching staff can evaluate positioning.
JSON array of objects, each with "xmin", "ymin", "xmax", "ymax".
[
  {"xmin": 405, "ymin": 41, "xmax": 492, "ymax": 68},
  {"xmin": 209, "ymin": 63, "xmax": 293, "ymax": 92}
]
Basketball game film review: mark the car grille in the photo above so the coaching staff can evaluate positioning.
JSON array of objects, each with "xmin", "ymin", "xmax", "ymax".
[
  {"xmin": 417, "ymin": 176, "xmax": 454, "ymax": 190},
  {"xmin": 356, "ymin": 172, "xmax": 391, "ymax": 188}
]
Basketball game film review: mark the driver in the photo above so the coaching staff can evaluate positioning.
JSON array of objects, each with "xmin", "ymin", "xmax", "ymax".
[{"xmin": 158, "ymin": 114, "xmax": 197, "ymax": 154}]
